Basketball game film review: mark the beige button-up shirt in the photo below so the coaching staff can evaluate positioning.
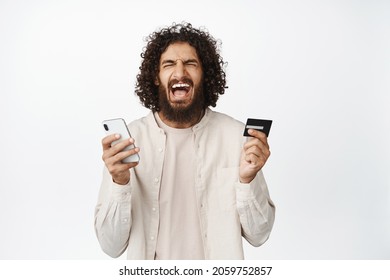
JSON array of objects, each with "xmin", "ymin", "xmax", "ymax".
[{"xmin": 94, "ymin": 109, "xmax": 275, "ymax": 259}]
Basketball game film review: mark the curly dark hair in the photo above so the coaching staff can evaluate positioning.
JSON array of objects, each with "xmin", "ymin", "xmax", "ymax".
[{"xmin": 135, "ymin": 22, "xmax": 227, "ymax": 112}]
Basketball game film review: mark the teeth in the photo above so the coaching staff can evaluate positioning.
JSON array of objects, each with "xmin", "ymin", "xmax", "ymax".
[{"xmin": 172, "ymin": 83, "xmax": 190, "ymax": 89}]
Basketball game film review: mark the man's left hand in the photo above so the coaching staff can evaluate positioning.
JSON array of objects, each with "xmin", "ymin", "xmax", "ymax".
[{"xmin": 239, "ymin": 129, "xmax": 271, "ymax": 184}]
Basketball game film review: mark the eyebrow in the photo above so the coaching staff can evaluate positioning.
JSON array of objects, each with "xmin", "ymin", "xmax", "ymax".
[{"xmin": 161, "ymin": 59, "xmax": 199, "ymax": 65}]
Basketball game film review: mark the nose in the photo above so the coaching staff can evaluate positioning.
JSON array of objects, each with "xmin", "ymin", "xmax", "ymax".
[{"xmin": 172, "ymin": 59, "xmax": 186, "ymax": 79}]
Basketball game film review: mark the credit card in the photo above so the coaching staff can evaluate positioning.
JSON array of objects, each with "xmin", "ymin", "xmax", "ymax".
[{"xmin": 243, "ymin": 118, "xmax": 273, "ymax": 137}]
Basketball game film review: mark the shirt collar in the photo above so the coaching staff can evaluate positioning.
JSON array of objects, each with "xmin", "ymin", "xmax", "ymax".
[{"xmin": 145, "ymin": 108, "xmax": 212, "ymax": 133}]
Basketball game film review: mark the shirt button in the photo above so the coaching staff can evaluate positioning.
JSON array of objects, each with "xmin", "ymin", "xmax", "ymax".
[
  {"xmin": 158, "ymin": 148, "xmax": 163, "ymax": 152},
  {"xmin": 154, "ymin": 178, "xmax": 159, "ymax": 183},
  {"xmin": 123, "ymin": 218, "xmax": 128, "ymax": 222},
  {"xmin": 150, "ymin": 236, "xmax": 155, "ymax": 240},
  {"xmin": 152, "ymin": 208, "xmax": 156, "ymax": 212}
]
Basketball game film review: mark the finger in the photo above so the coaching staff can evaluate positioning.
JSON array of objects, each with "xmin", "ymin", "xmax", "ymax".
[
  {"xmin": 245, "ymin": 153, "xmax": 260, "ymax": 166},
  {"xmin": 102, "ymin": 134, "xmax": 121, "ymax": 150},
  {"xmin": 248, "ymin": 129, "xmax": 269, "ymax": 145},
  {"xmin": 103, "ymin": 134, "xmax": 136, "ymax": 149},
  {"xmin": 110, "ymin": 161, "xmax": 139, "ymax": 173},
  {"xmin": 112, "ymin": 147, "xmax": 140, "ymax": 163},
  {"xmin": 247, "ymin": 128, "xmax": 266, "ymax": 139},
  {"xmin": 244, "ymin": 137, "xmax": 269, "ymax": 153},
  {"xmin": 245, "ymin": 153, "xmax": 266, "ymax": 168},
  {"xmin": 245, "ymin": 145, "xmax": 263, "ymax": 158},
  {"xmin": 107, "ymin": 161, "xmax": 138, "ymax": 178},
  {"xmin": 245, "ymin": 134, "xmax": 269, "ymax": 152},
  {"xmin": 248, "ymin": 141, "xmax": 271, "ymax": 159},
  {"xmin": 244, "ymin": 138, "xmax": 261, "ymax": 150},
  {"xmin": 102, "ymin": 137, "xmax": 136, "ymax": 160},
  {"xmin": 104, "ymin": 145, "xmax": 140, "ymax": 166},
  {"xmin": 110, "ymin": 138, "xmax": 136, "ymax": 154}
]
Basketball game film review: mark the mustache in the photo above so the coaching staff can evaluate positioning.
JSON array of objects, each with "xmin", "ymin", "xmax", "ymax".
[{"xmin": 168, "ymin": 78, "xmax": 193, "ymax": 89}]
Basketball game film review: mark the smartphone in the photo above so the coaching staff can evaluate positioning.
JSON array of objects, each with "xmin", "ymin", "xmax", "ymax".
[{"xmin": 102, "ymin": 118, "xmax": 140, "ymax": 163}]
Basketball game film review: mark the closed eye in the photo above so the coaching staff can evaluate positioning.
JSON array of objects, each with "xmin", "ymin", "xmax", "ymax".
[
  {"xmin": 162, "ymin": 60, "xmax": 175, "ymax": 68},
  {"xmin": 160, "ymin": 59, "xmax": 200, "ymax": 70},
  {"xmin": 184, "ymin": 60, "xmax": 199, "ymax": 67}
]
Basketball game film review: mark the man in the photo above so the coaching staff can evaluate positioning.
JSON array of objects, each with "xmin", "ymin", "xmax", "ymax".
[{"xmin": 95, "ymin": 22, "xmax": 275, "ymax": 260}]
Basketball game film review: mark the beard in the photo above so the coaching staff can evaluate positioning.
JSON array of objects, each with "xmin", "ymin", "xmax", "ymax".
[{"xmin": 158, "ymin": 83, "xmax": 205, "ymax": 125}]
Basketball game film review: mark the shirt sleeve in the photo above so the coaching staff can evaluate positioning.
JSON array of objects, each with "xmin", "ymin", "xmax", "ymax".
[
  {"xmin": 94, "ymin": 167, "xmax": 132, "ymax": 258},
  {"xmin": 235, "ymin": 170, "xmax": 276, "ymax": 247}
]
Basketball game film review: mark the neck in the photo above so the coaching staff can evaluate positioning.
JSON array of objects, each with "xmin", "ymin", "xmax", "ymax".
[{"xmin": 158, "ymin": 109, "xmax": 205, "ymax": 129}]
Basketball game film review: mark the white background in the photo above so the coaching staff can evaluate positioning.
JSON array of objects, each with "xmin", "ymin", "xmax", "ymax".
[{"xmin": 0, "ymin": 0, "xmax": 389, "ymax": 259}]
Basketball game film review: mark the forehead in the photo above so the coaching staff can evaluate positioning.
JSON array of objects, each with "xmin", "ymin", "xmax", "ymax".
[{"xmin": 160, "ymin": 42, "xmax": 200, "ymax": 61}]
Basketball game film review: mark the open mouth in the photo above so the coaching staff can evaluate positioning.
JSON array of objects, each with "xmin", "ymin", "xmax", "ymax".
[{"xmin": 169, "ymin": 82, "xmax": 192, "ymax": 101}]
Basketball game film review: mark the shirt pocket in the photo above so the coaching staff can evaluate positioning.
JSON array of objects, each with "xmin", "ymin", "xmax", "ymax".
[{"xmin": 216, "ymin": 167, "xmax": 239, "ymax": 211}]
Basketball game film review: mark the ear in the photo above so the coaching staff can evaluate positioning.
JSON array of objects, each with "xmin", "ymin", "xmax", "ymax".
[{"xmin": 154, "ymin": 77, "xmax": 159, "ymax": 86}]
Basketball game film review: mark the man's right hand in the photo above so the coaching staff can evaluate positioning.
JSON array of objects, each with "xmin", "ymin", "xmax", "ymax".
[{"xmin": 101, "ymin": 134, "xmax": 140, "ymax": 185}]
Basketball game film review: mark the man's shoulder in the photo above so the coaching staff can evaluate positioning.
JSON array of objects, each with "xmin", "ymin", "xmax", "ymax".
[
  {"xmin": 127, "ymin": 112, "xmax": 156, "ymax": 132},
  {"xmin": 205, "ymin": 110, "xmax": 245, "ymax": 146},
  {"xmin": 208, "ymin": 109, "xmax": 244, "ymax": 129}
]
